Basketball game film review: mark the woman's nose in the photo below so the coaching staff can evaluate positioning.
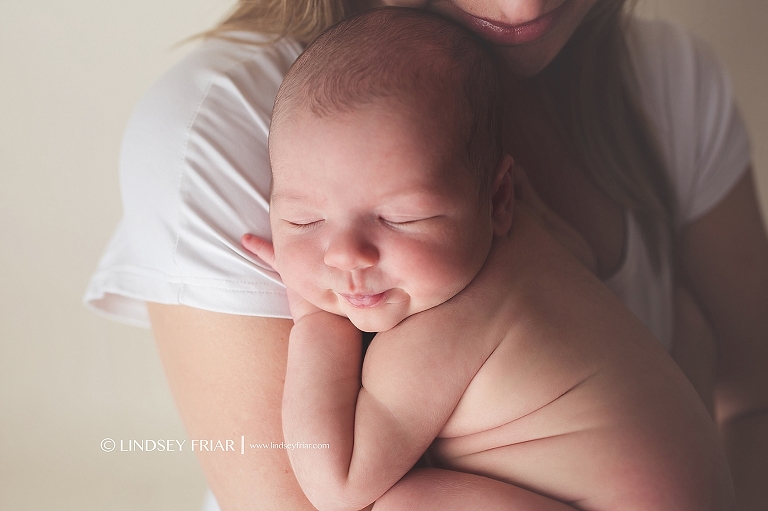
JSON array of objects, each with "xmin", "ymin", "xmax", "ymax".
[{"xmin": 323, "ymin": 228, "xmax": 379, "ymax": 271}]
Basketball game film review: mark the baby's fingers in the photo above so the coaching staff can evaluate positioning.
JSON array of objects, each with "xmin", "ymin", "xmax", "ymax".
[{"xmin": 241, "ymin": 233, "xmax": 276, "ymax": 270}]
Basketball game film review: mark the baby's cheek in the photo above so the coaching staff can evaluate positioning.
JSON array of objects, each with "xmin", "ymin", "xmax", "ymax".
[
  {"xmin": 425, "ymin": 247, "xmax": 483, "ymax": 301},
  {"xmin": 276, "ymin": 243, "xmax": 337, "ymax": 311},
  {"xmin": 408, "ymin": 250, "xmax": 477, "ymax": 305},
  {"xmin": 274, "ymin": 241, "xmax": 313, "ymax": 287}
]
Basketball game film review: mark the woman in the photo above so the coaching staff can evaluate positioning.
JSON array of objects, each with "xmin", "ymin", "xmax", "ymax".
[{"xmin": 84, "ymin": 0, "xmax": 768, "ymax": 509}]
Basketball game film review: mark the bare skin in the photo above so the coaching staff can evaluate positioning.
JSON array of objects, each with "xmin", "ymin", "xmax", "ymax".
[
  {"xmin": 246, "ymin": 198, "xmax": 733, "ymax": 511},
  {"xmin": 146, "ymin": 307, "xmax": 311, "ymax": 510},
  {"xmin": 147, "ymin": 171, "xmax": 767, "ymax": 510}
]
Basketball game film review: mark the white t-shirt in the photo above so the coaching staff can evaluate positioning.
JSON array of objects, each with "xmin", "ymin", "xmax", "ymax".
[{"xmin": 83, "ymin": 19, "xmax": 751, "ymax": 351}]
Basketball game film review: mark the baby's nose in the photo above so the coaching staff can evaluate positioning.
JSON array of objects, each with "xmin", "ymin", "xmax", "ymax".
[{"xmin": 323, "ymin": 228, "xmax": 379, "ymax": 271}]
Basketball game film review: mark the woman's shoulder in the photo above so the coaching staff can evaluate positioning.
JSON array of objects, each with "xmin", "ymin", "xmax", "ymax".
[
  {"xmin": 625, "ymin": 17, "xmax": 722, "ymax": 97},
  {"xmin": 84, "ymin": 34, "xmax": 300, "ymax": 327},
  {"xmin": 626, "ymin": 17, "xmax": 751, "ymax": 225},
  {"xmin": 157, "ymin": 33, "xmax": 302, "ymax": 99},
  {"xmin": 128, "ymin": 34, "xmax": 303, "ymax": 142},
  {"xmin": 119, "ymin": 33, "xmax": 303, "ymax": 203}
]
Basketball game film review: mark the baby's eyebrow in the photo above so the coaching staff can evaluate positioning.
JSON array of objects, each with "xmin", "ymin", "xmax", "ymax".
[
  {"xmin": 378, "ymin": 189, "xmax": 451, "ymax": 207},
  {"xmin": 270, "ymin": 191, "xmax": 315, "ymax": 204},
  {"xmin": 270, "ymin": 188, "xmax": 448, "ymax": 209}
]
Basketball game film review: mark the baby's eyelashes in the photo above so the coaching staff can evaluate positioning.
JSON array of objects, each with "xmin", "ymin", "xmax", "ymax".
[
  {"xmin": 283, "ymin": 219, "xmax": 324, "ymax": 230},
  {"xmin": 378, "ymin": 215, "xmax": 440, "ymax": 229},
  {"xmin": 379, "ymin": 218, "xmax": 419, "ymax": 228},
  {"xmin": 278, "ymin": 215, "xmax": 443, "ymax": 233}
]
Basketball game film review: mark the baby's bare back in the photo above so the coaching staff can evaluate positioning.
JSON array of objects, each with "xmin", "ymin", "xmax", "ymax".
[{"xmin": 426, "ymin": 206, "xmax": 733, "ymax": 510}]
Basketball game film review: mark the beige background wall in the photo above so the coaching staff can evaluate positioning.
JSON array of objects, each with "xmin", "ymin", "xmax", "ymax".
[{"xmin": 1, "ymin": 1, "xmax": 766, "ymax": 509}]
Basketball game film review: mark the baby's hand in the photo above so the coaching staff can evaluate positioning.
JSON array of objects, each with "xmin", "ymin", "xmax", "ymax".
[{"xmin": 240, "ymin": 234, "xmax": 323, "ymax": 323}]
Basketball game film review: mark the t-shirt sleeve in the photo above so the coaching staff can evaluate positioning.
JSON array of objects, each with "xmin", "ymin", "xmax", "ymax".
[
  {"xmin": 83, "ymin": 36, "xmax": 303, "ymax": 327},
  {"xmin": 628, "ymin": 19, "xmax": 752, "ymax": 227}
]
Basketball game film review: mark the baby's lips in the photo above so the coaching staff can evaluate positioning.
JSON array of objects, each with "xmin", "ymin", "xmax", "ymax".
[{"xmin": 338, "ymin": 292, "xmax": 386, "ymax": 308}]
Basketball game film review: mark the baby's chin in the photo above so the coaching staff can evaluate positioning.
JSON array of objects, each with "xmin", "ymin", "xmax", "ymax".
[
  {"xmin": 345, "ymin": 311, "xmax": 405, "ymax": 334},
  {"xmin": 324, "ymin": 288, "xmax": 413, "ymax": 333}
]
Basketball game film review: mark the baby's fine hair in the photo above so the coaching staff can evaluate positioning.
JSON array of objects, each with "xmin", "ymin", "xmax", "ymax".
[{"xmin": 270, "ymin": 6, "xmax": 504, "ymax": 196}]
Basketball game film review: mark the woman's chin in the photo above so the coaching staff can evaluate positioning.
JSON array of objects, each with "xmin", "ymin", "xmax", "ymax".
[{"xmin": 494, "ymin": 39, "xmax": 564, "ymax": 77}]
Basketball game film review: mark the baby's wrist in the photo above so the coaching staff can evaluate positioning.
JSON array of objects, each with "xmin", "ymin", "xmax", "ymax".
[
  {"xmin": 292, "ymin": 306, "xmax": 333, "ymax": 324},
  {"xmin": 292, "ymin": 308, "xmax": 360, "ymax": 344}
]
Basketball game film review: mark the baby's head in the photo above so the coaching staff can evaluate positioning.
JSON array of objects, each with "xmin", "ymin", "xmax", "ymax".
[{"xmin": 268, "ymin": 7, "xmax": 514, "ymax": 332}]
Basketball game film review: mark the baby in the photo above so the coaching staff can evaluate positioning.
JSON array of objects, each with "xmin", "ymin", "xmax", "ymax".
[{"xmin": 242, "ymin": 7, "xmax": 733, "ymax": 511}]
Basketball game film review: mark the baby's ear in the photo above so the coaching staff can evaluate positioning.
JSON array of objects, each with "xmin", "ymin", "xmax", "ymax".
[{"xmin": 490, "ymin": 155, "xmax": 515, "ymax": 236}]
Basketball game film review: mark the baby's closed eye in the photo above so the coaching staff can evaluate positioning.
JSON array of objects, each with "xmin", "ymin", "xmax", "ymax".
[
  {"xmin": 282, "ymin": 218, "xmax": 325, "ymax": 231},
  {"xmin": 379, "ymin": 215, "xmax": 436, "ymax": 226}
]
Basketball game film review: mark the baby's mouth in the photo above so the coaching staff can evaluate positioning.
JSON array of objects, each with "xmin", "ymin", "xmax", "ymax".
[{"xmin": 338, "ymin": 292, "xmax": 386, "ymax": 308}]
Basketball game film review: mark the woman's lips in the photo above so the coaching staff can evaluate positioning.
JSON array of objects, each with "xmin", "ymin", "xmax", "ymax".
[
  {"xmin": 338, "ymin": 292, "xmax": 387, "ymax": 308},
  {"xmin": 451, "ymin": 0, "xmax": 571, "ymax": 45}
]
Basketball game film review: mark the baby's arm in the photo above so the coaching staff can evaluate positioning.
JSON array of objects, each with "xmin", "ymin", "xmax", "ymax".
[
  {"xmin": 285, "ymin": 304, "xmax": 501, "ymax": 511},
  {"xmin": 288, "ymin": 308, "xmax": 591, "ymax": 511},
  {"xmin": 283, "ymin": 308, "xmax": 391, "ymax": 510},
  {"xmin": 242, "ymin": 234, "xmax": 489, "ymax": 511},
  {"xmin": 375, "ymin": 468, "xmax": 578, "ymax": 511}
]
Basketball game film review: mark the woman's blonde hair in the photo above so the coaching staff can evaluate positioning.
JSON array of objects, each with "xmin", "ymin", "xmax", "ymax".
[
  {"xmin": 207, "ymin": 0, "xmax": 674, "ymax": 273},
  {"xmin": 202, "ymin": 0, "xmax": 347, "ymax": 44}
]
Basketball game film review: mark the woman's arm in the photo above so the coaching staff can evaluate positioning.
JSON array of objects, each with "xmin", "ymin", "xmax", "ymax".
[
  {"xmin": 677, "ymin": 169, "xmax": 768, "ymax": 511},
  {"xmin": 147, "ymin": 304, "xmax": 317, "ymax": 511}
]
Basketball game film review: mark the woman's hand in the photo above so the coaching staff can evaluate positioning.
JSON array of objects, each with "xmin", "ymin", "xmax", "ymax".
[
  {"xmin": 241, "ymin": 233, "xmax": 323, "ymax": 323},
  {"xmin": 513, "ymin": 166, "xmax": 598, "ymax": 274}
]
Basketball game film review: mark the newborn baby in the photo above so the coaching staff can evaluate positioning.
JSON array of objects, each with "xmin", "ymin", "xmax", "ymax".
[{"xmin": 242, "ymin": 7, "xmax": 733, "ymax": 511}]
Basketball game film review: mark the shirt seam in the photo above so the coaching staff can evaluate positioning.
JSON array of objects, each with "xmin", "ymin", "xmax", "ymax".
[
  {"xmin": 92, "ymin": 265, "xmax": 283, "ymax": 286},
  {"xmin": 172, "ymin": 79, "xmax": 216, "ymax": 302},
  {"xmin": 170, "ymin": 39, "xmax": 300, "ymax": 301}
]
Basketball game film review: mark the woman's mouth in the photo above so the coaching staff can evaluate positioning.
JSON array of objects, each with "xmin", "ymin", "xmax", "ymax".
[
  {"xmin": 338, "ymin": 292, "xmax": 387, "ymax": 308},
  {"xmin": 449, "ymin": 0, "xmax": 571, "ymax": 45}
]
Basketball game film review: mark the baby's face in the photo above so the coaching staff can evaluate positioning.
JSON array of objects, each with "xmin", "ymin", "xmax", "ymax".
[{"xmin": 269, "ymin": 101, "xmax": 494, "ymax": 332}]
